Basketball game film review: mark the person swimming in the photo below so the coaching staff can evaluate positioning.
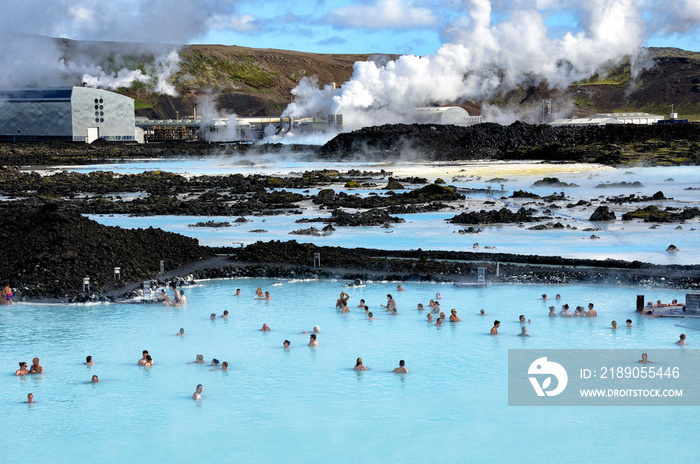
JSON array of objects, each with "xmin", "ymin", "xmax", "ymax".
[
  {"xmin": 255, "ymin": 287, "xmax": 264, "ymax": 298},
  {"xmin": 210, "ymin": 359, "xmax": 220, "ymax": 367},
  {"xmin": 611, "ymin": 320, "xmax": 618, "ymax": 329},
  {"xmin": 548, "ymin": 306, "xmax": 556, "ymax": 317},
  {"xmin": 221, "ymin": 310, "xmax": 229, "ymax": 318},
  {"xmin": 435, "ymin": 293, "xmax": 441, "ymax": 300},
  {"xmin": 308, "ymin": 334, "xmax": 318, "ymax": 346},
  {"xmin": 397, "ymin": 284, "xmax": 405, "ymax": 291},
  {"xmin": 179, "ymin": 290, "xmax": 187, "ymax": 305},
  {"xmin": 15, "ymin": 361, "xmax": 29, "ymax": 376},
  {"xmin": 435, "ymin": 317, "xmax": 443, "ymax": 326},
  {"xmin": 25, "ymin": 393, "xmax": 34, "ymax": 404},
  {"xmin": 490, "ymin": 320, "xmax": 500, "ymax": 335},
  {"xmin": 192, "ymin": 384, "xmax": 203, "ymax": 400},
  {"xmin": 392, "ymin": 360, "xmax": 408, "ymax": 374},
  {"xmin": 479, "ymin": 309, "xmax": 485, "ymax": 316},
  {"xmin": 638, "ymin": 353, "xmax": 652, "ymax": 364},
  {"xmin": 234, "ymin": 289, "xmax": 241, "ymax": 296},
  {"xmin": 84, "ymin": 356, "xmax": 95, "ymax": 365},
  {"xmin": 210, "ymin": 313, "xmax": 216, "ymax": 320},
  {"xmin": 626, "ymin": 319, "xmax": 633, "ymax": 327},
  {"xmin": 29, "ymin": 357, "xmax": 43, "ymax": 374},
  {"xmin": 260, "ymin": 323, "xmax": 271, "ymax": 331},
  {"xmin": 427, "ymin": 313, "xmax": 433, "ymax": 322},
  {"xmin": 211, "ymin": 361, "xmax": 228, "ymax": 371},
  {"xmin": 417, "ymin": 303, "xmax": 424, "ymax": 311},
  {"xmin": 354, "ymin": 357, "xmax": 368, "ymax": 371},
  {"xmin": 518, "ymin": 326, "xmax": 529, "ymax": 337},
  {"xmin": 137, "ymin": 350, "xmax": 149, "ymax": 366},
  {"xmin": 283, "ymin": 340, "xmax": 291, "ymax": 349},
  {"xmin": 676, "ymin": 334, "xmax": 687, "ymax": 346},
  {"xmin": 357, "ymin": 299, "xmax": 366, "ymax": 308},
  {"xmin": 189, "ymin": 354, "xmax": 205, "ymax": 364},
  {"xmin": 91, "ymin": 375, "xmax": 99, "ymax": 383},
  {"xmin": 574, "ymin": 306, "xmax": 585, "ymax": 317},
  {"xmin": 144, "ymin": 355, "xmax": 153, "ymax": 366},
  {"xmin": 587, "ymin": 303, "xmax": 597, "ymax": 317},
  {"xmin": 450, "ymin": 309, "xmax": 460, "ymax": 322},
  {"xmin": 559, "ymin": 304, "xmax": 572, "ymax": 317},
  {"xmin": 176, "ymin": 328, "xmax": 186, "ymax": 336},
  {"xmin": 368, "ymin": 312, "xmax": 375, "ymax": 320}
]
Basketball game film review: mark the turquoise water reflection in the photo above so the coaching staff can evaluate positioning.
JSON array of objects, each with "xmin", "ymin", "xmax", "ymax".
[{"xmin": 0, "ymin": 278, "xmax": 695, "ymax": 463}]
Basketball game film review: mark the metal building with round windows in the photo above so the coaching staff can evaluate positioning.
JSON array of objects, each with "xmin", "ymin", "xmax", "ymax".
[{"xmin": 0, "ymin": 85, "xmax": 135, "ymax": 142}]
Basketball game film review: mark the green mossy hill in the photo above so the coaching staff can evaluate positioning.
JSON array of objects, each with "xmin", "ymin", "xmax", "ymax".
[{"xmin": 0, "ymin": 203, "xmax": 214, "ymax": 299}]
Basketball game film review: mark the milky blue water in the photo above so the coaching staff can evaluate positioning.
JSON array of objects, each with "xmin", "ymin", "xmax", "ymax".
[
  {"xmin": 1, "ymin": 278, "xmax": 697, "ymax": 463},
  {"xmin": 65, "ymin": 158, "xmax": 700, "ymax": 264}
]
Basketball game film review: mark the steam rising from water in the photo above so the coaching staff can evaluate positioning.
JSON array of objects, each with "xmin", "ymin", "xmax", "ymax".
[
  {"xmin": 0, "ymin": 0, "xmax": 217, "ymax": 94},
  {"xmin": 282, "ymin": 0, "xmax": 653, "ymax": 130}
]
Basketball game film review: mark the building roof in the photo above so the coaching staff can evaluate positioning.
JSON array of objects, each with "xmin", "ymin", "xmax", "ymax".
[
  {"xmin": 0, "ymin": 87, "xmax": 73, "ymax": 102},
  {"xmin": 591, "ymin": 112, "xmax": 664, "ymax": 119},
  {"xmin": 550, "ymin": 117, "xmax": 621, "ymax": 126}
]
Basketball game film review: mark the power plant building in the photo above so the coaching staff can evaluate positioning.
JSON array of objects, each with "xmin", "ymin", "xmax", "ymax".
[
  {"xmin": 551, "ymin": 112, "xmax": 665, "ymax": 126},
  {"xmin": 0, "ymin": 86, "xmax": 135, "ymax": 142}
]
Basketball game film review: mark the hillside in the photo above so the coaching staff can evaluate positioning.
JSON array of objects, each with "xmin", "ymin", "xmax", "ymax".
[
  {"xmin": 58, "ymin": 39, "xmax": 700, "ymax": 120},
  {"xmin": 117, "ymin": 44, "xmax": 378, "ymax": 119}
]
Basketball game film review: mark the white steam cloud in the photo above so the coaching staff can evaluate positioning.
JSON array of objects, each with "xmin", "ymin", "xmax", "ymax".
[
  {"xmin": 197, "ymin": 95, "xmax": 243, "ymax": 142},
  {"xmin": 79, "ymin": 51, "xmax": 181, "ymax": 96},
  {"xmin": 282, "ymin": 0, "xmax": 657, "ymax": 130},
  {"xmin": 0, "ymin": 0, "xmax": 221, "ymax": 94}
]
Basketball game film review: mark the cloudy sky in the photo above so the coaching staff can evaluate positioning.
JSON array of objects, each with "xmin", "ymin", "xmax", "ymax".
[{"xmin": 1, "ymin": 0, "xmax": 698, "ymax": 55}]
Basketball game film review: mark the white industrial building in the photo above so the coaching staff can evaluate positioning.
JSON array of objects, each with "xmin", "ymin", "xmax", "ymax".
[
  {"xmin": 551, "ymin": 112, "xmax": 665, "ymax": 127},
  {"xmin": 0, "ymin": 86, "xmax": 135, "ymax": 142},
  {"xmin": 414, "ymin": 107, "xmax": 482, "ymax": 125}
]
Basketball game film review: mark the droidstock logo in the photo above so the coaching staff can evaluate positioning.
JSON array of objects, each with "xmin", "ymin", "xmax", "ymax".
[{"xmin": 528, "ymin": 357, "xmax": 568, "ymax": 397}]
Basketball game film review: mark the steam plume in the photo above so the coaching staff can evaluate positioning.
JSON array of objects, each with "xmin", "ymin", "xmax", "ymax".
[
  {"xmin": 282, "ymin": 0, "xmax": 653, "ymax": 130},
  {"xmin": 0, "ymin": 0, "xmax": 218, "ymax": 94}
]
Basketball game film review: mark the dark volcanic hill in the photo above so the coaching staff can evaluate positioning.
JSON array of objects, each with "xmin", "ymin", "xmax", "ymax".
[
  {"xmin": 0, "ymin": 203, "xmax": 214, "ymax": 299},
  {"xmin": 319, "ymin": 121, "xmax": 700, "ymax": 165}
]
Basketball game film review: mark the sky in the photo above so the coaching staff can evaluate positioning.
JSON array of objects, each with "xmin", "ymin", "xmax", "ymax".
[{"xmin": 0, "ymin": 0, "xmax": 697, "ymax": 56}]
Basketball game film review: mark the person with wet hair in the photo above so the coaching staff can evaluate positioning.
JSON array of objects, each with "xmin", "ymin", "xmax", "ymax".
[
  {"xmin": 392, "ymin": 360, "xmax": 407, "ymax": 374},
  {"xmin": 15, "ymin": 361, "xmax": 29, "ymax": 375},
  {"xmin": 381, "ymin": 294, "xmax": 396, "ymax": 312},
  {"xmin": 192, "ymin": 384, "xmax": 203, "ymax": 400}
]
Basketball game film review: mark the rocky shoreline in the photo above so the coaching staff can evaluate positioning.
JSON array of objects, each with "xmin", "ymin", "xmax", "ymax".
[{"xmin": 2, "ymin": 121, "xmax": 700, "ymax": 303}]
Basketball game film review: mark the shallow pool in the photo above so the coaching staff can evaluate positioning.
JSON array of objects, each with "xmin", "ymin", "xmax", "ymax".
[{"xmin": 1, "ymin": 278, "xmax": 695, "ymax": 463}]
